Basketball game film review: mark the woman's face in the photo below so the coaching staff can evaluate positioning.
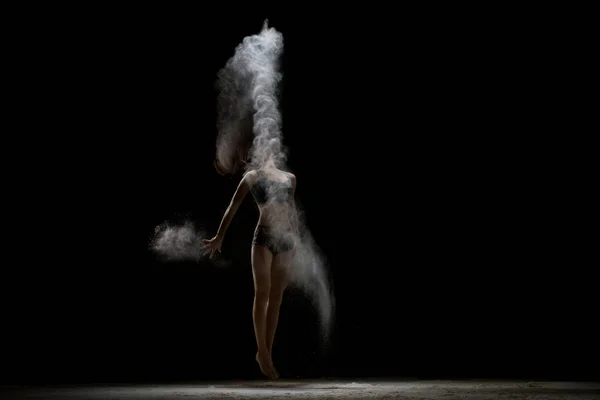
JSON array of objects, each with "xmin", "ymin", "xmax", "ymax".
[{"xmin": 263, "ymin": 155, "xmax": 276, "ymax": 169}]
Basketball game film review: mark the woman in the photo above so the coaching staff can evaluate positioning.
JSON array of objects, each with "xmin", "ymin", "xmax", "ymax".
[{"xmin": 203, "ymin": 142, "xmax": 298, "ymax": 380}]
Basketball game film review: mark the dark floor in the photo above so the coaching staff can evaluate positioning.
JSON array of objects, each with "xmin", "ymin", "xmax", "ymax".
[{"xmin": 2, "ymin": 380, "xmax": 599, "ymax": 399}]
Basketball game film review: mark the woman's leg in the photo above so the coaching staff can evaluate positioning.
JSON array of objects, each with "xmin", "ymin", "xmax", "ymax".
[
  {"xmin": 251, "ymin": 245, "xmax": 276, "ymax": 379},
  {"xmin": 265, "ymin": 250, "xmax": 290, "ymax": 377}
]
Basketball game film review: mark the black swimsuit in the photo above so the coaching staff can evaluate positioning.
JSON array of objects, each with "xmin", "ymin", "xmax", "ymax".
[
  {"xmin": 250, "ymin": 171, "xmax": 295, "ymax": 255},
  {"xmin": 249, "ymin": 170, "xmax": 294, "ymax": 205}
]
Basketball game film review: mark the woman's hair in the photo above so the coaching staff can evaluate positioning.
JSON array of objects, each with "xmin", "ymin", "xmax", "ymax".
[
  {"xmin": 214, "ymin": 113, "xmax": 254, "ymax": 177},
  {"xmin": 214, "ymin": 50, "xmax": 256, "ymax": 178}
]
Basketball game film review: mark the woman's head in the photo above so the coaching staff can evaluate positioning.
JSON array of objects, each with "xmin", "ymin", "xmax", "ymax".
[
  {"xmin": 253, "ymin": 142, "xmax": 282, "ymax": 170},
  {"xmin": 250, "ymin": 127, "xmax": 288, "ymax": 171},
  {"xmin": 214, "ymin": 115, "xmax": 288, "ymax": 175}
]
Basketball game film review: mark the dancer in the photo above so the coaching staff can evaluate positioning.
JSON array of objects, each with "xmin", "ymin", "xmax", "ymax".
[
  {"xmin": 204, "ymin": 21, "xmax": 333, "ymax": 379},
  {"xmin": 203, "ymin": 135, "xmax": 298, "ymax": 380}
]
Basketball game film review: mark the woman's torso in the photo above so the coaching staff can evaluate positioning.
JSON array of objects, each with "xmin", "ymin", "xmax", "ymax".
[{"xmin": 249, "ymin": 169, "xmax": 294, "ymax": 229}]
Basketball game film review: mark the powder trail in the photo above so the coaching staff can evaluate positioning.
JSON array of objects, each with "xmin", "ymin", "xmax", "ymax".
[{"xmin": 216, "ymin": 20, "xmax": 335, "ymax": 344}]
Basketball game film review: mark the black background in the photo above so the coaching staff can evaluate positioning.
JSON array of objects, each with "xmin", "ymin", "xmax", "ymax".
[{"xmin": 3, "ymin": 5, "xmax": 597, "ymax": 385}]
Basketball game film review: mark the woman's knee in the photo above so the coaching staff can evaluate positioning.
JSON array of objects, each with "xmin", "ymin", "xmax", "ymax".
[
  {"xmin": 269, "ymin": 280, "xmax": 286, "ymax": 301},
  {"xmin": 255, "ymin": 285, "xmax": 271, "ymax": 303}
]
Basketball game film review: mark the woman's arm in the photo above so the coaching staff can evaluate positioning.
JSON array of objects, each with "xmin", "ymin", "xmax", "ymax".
[
  {"xmin": 203, "ymin": 171, "xmax": 255, "ymax": 258},
  {"xmin": 215, "ymin": 172, "xmax": 254, "ymax": 239},
  {"xmin": 289, "ymin": 174, "xmax": 300, "ymax": 235}
]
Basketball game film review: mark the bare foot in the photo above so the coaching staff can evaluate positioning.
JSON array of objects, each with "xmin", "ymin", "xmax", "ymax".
[
  {"xmin": 268, "ymin": 354, "xmax": 280, "ymax": 379},
  {"xmin": 255, "ymin": 351, "xmax": 276, "ymax": 380},
  {"xmin": 270, "ymin": 361, "xmax": 280, "ymax": 379}
]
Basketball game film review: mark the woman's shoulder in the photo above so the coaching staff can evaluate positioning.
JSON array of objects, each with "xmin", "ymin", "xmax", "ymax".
[
  {"xmin": 242, "ymin": 169, "xmax": 260, "ymax": 185},
  {"xmin": 284, "ymin": 171, "xmax": 296, "ymax": 187}
]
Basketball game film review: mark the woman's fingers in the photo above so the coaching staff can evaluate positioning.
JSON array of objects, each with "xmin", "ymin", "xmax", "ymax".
[{"xmin": 200, "ymin": 240, "xmax": 220, "ymax": 259}]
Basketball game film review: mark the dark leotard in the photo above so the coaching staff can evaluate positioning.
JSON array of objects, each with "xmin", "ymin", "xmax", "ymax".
[
  {"xmin": 250, "ymin": 170, "xmax": 295, "ymax": 255},
  {"xmin": 253, "ymin": 225, "xmax": 295, "ymax": 255},
  {"xmin": 249, "ymin": 170, "xmax": 294, "ymax": 205}
]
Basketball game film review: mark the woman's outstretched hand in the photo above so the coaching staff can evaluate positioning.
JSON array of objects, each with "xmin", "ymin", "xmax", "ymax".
[{"xmin": 202, "ymin": 236, "xmax": 223, "ymax": 259}]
